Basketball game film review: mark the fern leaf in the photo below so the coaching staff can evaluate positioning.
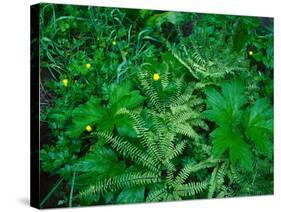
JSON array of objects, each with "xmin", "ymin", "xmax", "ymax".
[
  {"xmin": 80, "ymin": 172, "xmax": 160, "ymax": 199},
  {"xmin": 96, "ymin": 132, "xmax": 161, "ymax": 172},
  {"xmin": 147, "ymin": 188, "xmax": 167, "ymax": 202},
  {"xmin": 174, "ymin": 181, "xmax": 208, "ymax": 197}
]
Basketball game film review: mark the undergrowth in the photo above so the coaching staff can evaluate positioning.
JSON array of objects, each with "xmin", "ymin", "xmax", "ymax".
[{"xmin": 38, "ymin": 3, "xmax": 274, "ymax": 208}]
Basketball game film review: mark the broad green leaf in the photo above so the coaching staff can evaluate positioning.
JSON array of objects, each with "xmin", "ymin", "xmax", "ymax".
[
  {"xmin": 205, "ymin": 81, "xmax": 246, "ymax": 126},
  {"xmin": 74, "ymin": 145, "xmax": 126, "ymax": 187},
  {"xmin": 206, "ymin": 81, "xmax": 256, "ymax": 170},
  {"xmin": 115, "ymin": 91, "xmax": 145, "ymax": 110},
  {"xmin": 211, "ymin": 126, "xmax": 253, "ymax": 170},
  {"xmin": 96, "ymin": 110, "xmax": 115, "ymax": 132},
  {"xmin": 116, "ymin": 187, "xmax": 145, "ymax": 204},
  {"xmin": 221, "ymin": 81, "xmax": 246, "ymax": 109},
  {"xmin": 115, "ymin": 115, "xmax": 137, "ymax": 138},
  {"xmin": 243, "ymin": 98, "xmax": 273, "ymax": 157},
  {"xmin": 109, "ymin": 81, "xmax": 132, "ymax": 105},
  {"xmin": 66, "ymin": 97, "xmax": 105, "ymax": 137},
  {"xmin": 110, "ymin": 81, "xmax": 145, "ymax": 112}
]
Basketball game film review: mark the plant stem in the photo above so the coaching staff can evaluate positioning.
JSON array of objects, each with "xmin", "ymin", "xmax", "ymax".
[{"xmin": 69, "ymin": 171, "xmax": 76, "ymax": 207}]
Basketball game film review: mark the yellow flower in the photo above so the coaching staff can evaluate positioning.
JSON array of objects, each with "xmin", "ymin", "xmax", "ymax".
[
  {"xmin": 85, "ymin": 125, "xmax": 92, "ymax": 132},
  {"xmin": 86, "ymin": 63, "xmax": 91, "ymax": 69},
  {"xmin": 153, "ymin": 73, "xmax": 160, "ymax": 81},
  {"xmin": 248, "ymin": 50, "xmax": 253, "ymax": 56},
  {"xmin": 62, "ymin": 79, "xmax": 68, "ymax": 87},
  {"xmin": 112, "ymin": 40, "xmax": 116, "ymax": 46}
]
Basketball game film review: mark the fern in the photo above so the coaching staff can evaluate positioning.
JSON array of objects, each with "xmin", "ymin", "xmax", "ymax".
[
  {"xmin": 138, "ymin": 63, "xmax": 207, "ymax": 140},
  {"xmin": 78, "ymin": 110, "xmax": 215, "ymax": 203},
  {"xmin": 80, "ymin": 171, "xmax": 160, "ymax": 199},
  {"xmin": 174, "ymin": 181, "xmax": 208, "ymax": 197},
  {"xmin": 168, "ymin": 29, "xmax": 249, "ymax": 89},
  {"xmin": 76, "ymin": 63, "xmax": 215, "ymax": 203},
  {"xmin": 96, "ymin": 131, "xmax": 160, "ymax": 173}
]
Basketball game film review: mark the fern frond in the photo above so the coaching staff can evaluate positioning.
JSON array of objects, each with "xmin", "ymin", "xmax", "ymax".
[
  {"xmin": 168, "ymin": 140, "xmax": 187, "ymax": 160},
  {"xmin": 137, "ymin": 71, "xmax": 163, "ymax": 111},
  {"xmin": 174, "ymin": 181, "xmax": 208, "ymax": 197},
  {"xmin": 95, "ymin": 132, "xmax": 160, "ymax": 172},
  {"xmin": 175, "ymin": 164, "xmax": 193, "ymax": 184},
  {"xmin": 215, "ymin": 162, "xmax": 228, "ymax": 192},
  {"xmin": 168, "ymin": 30, "xmax": 249, "ymax": 87},
  {"xmin": 208, "ymin": 165, "xmax": 219, "ymax": 198},
  {"xmin": 176, "ymin": 159, "xmax": 219, "ymax": 185},
  {"xmin": 147, "ymin": 188, "xmax": 167, "ymax": 202},
  {"xmin": 217, "ymin": 185, "xmax": 232, "ymax": 198},
  {"xmin": 169, "ymin": 90, "xmax": 193, "ymax": 108},
  {"xmin": 173, "ymin": 123, "xmax": 200, "ymax": 140},
  {"xmin": 116, "ymin": 108, "xmax": 148, "ymax": 137},
  {"xmin": 80, "ymin": 171, "xmax": 160, "ymax": 199},
  {"xmin": 228, "ymin": 164, "xmax": 243, "ymax": 185}
]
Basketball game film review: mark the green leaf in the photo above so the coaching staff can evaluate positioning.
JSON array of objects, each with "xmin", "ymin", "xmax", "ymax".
[
  {"xmin": 233, "ymin": 21, "xmax": 248, "ymax": 52},
  {"xmin": 205, "ymin": 81, "xmax": 254, "ymax": 170},
  {"xmin": 95, "ymin": 110, "xmax": 115, "ymax": 132},
  {"xmin": 211, "ymin": 126, "xmax": 253, "ymax": 170},
  {"xmin": 243, "ymin": 98, "xmax": 273, "ymax": 157},
  {"xmin": 110, "ymin": 81, "xmax": 145, "ymax": 111},
  {"xmin": 67, "ymin": 97, "xmax": 105, "ymax": 137},
  {"xmin": 116, "ymin": 91, "xmax": 145, "ymax": 110},
  {"xmin": 116, "ymin": 187, "xmax": 145, "ymax": 204},
  {"xmin": 205, "ymin": 81, "xmax": 246, "ymax": 126},
  {"xmin": 115, "ymin": 115, "xmax": 138, "ymax": 138},
  {"xmin": 146, "ymin": 12, "xmax": 186, "ymax": 29},
  {"xmin": 109, "ymin": 81, "xmax": 132, "ymax": 105},
  {"xmin": 74, "ymin": 145, "xmax": 126, "ymax": 187}
]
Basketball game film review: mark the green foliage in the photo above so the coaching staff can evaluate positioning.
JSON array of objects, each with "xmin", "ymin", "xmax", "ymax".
[
  {"xmin": 169, "ymin": 28, "xmax": 249, "ymax": 89},
  {"xmin": 116, "ymin": 187, "xmax": 145, "ymax": 204},
  {"xmin": 205, "ymin": 81, "xmax": 273, "ymax": 170},
  {"xmin": 146, "ymin": 12, "xmax": 189, "ymax": 29},
  {"xmin": 67, "ymin": 81, "xmax": 144, "ymax": 138},
  {"xmin": 38, "ymin": 4, "xmax": 273, "ymax": 208}
]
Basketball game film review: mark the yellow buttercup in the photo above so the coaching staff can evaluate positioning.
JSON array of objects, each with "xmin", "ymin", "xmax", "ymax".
[
  {"xmin": 85, "ymin": 125, "xmax": 92, "ymax": 132},
  {"xmin": 153, "ymin": 73, "xmax": 160, "ymax": 81},
  {"xmin": 86, "ymin": 63, "xmax": 91, "ymax": 69},
  {"xmin": 63, "ymin": 79, "xmax": 68, "ymax": 87}
]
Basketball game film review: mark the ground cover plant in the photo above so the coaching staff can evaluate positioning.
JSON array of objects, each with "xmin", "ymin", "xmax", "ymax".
[{"xmin": 38, "ymin": 3, "xmax": 274, "ymax": 208}]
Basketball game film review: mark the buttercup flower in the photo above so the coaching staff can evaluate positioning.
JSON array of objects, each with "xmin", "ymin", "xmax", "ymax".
[
  {"xmin": 85, "ymin": 125, "xmax": 92, "ymax": 132},
  {"xmin": 86, "ymin": 63, "xmax": 91, "ymax": 69},
  {"xmin": 63, "ymin": 79, "xmax": 68, "ymax": 87},
  {"xmin": 153, "ymin": 73, "xmax": 160, "ymax": 81}
]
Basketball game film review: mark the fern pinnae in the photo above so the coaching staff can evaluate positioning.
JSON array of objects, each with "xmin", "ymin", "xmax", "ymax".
[
  {"xmin": 208, "ymin": 165, "xmax": 219, "ymax": 198},
  {"xmin": 147, "ymin": 188, "xmax": 166, "ymax": 202},
  {"xmin": 174, "ymin": 181, "xmax": 208, "ymax": 197},
  {"xmin": 176, "ymin": 158, "xmax": 219, "ymax": 185},
  {"xmin": 175, "ymin": 164, "xmax": 193, "ymax": 185},
  {"xmin": 80, "ymin": 171, "xmax": 160, "ymax": 199},
  {"xmin": 138, "ymin": 71, "xmax": 163, "ymax": 112},
  {"xmin": 216, "ymin": 162, "xmax": 228, "ymax": 190},
  {"xmin": 95, "ymin": 132, "xmax": 160, "ymax": 172},
  {"xmin": 168, "ymin": 140, "xmax": 187, "ymax": 160},
  {"xmin": 171, "ymin": 51, "xmax": 198, "ymax": 79}
]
